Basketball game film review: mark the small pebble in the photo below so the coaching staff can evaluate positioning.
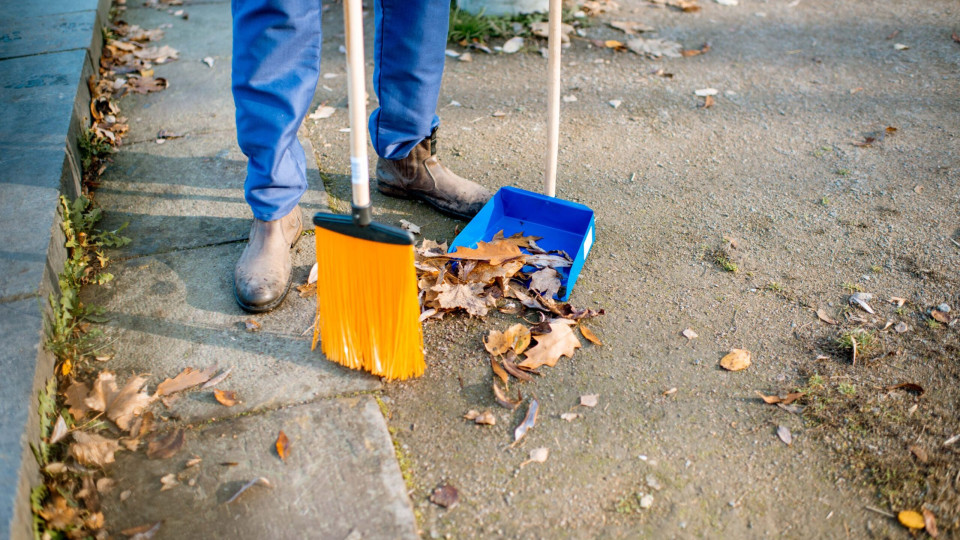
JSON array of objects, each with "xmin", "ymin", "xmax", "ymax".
[
  {"xmin": 894, "ymin": 322, "xmax": 908, "ymax": 333},
  {"xmin": 646, "ymin": 474, "xmax": 662, "ymax": 491},
  {"xmin": 639, "ymin": 494, "xmax": 654, "ymax": 509},
  {"xmin": 937, "ymin": 303, "xmax": 951, "ymax": 313}
]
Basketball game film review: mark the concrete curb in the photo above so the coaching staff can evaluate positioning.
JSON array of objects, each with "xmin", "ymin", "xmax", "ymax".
[{"xmin": 0, "ymin": 0, "xmax": 110, "ymax": 538}]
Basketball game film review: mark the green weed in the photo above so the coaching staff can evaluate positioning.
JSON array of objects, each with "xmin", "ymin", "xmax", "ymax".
[
  {"xmin": 838, "ymin": 383, "xmax": 856, "ymax": 396},
  {"xmin": 78, "ymin": 129, "xmax": 113, "ymax": 170}
]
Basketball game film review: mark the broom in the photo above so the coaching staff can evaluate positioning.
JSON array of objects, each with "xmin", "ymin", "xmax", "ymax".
[{"xmin": 311, "ymin": 0, "xmax": 425, "ymax": 380}]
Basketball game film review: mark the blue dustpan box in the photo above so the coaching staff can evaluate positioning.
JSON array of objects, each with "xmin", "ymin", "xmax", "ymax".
[{"xmin": 449, "ymin": 186, "xmax": 595, "ymax": 301}]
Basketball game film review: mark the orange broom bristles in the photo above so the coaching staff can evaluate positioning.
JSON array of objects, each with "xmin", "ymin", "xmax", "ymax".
[{"xmin": 311, "ymin": 226, "xmax": 425, "ymax": 380}]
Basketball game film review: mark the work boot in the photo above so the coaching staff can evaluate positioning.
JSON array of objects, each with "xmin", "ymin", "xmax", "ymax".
[
  {"xmin": 376, "ymin": 127, "xmax": 491, "ymax": 219},
  {"xmin": 234, "ymin": 205, "xmax": 303, "ymax": 313}
]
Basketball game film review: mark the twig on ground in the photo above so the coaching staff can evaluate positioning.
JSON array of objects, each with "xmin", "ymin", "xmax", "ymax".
[{"xmin": 863, "ymin": 505, "xmax": 895, "ymax": 518}]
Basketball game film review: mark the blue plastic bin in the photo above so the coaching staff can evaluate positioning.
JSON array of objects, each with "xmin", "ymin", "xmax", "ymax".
[{"xmin": 448, "ymin": 186, "xmax": 595, "ymax": 301}]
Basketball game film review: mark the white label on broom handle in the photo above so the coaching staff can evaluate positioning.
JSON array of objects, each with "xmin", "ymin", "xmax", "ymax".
[{"xmin": 350, "ymin": 157, "xmax": 368, "ymax": 186}]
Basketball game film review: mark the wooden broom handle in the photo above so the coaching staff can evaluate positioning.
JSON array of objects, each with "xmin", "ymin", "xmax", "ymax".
[
  {"xmin": 543, "ymin": 0, "xmax": 562, "ymax": 198},
  {"xmin": 344, "ymin": 0, "xmax": 370, "ymax": 208}
]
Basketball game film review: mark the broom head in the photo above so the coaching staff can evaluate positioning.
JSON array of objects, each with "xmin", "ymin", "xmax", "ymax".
[{"xmin": 311, "ymin": 212, "xmax": 425, "ymax": 380}]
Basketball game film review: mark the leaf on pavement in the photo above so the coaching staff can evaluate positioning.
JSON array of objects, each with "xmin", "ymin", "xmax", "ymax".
[
  {"xmin": 580, "ymin": 394, "xmax": 599, "ymax": 407},
  {"xmin": 64, "ymin": 380, "xmax": 91, "ymax": 419},
  {"xmin": 720, "ymin": 349, "xmax": 751, "ymax": 371},
  {"xmin": 200, "ymin": 367, "xmax": 233, "ymax": 390},
  {"xmin": 50, "ymin": 415, "xmax": 69, "ymax": 445},
  {"xmin": 511, "ymin": 398, "xmax": 539, "ymax": 446},
  {"xmin": 213, "ymin": 389, "xmax": 238, "ymax": 407},
  {"xmin": 923, "ymin": 509, "xmax": 938, "ymax": 537},
  {"xmin": 816, "ymin": 308, "xmax": 838, "ymax": 325},
  {"xmin": 502, "ymin": 354, "xmax": 534, "ymax": 382},
  {"xmin": 520, "ymin": 447, "xmax": 549, "ymax": 467},
  {"xmin": 756, "ymin": 391, "xmax": 805, "ymax": 405},
  {"xmin": 579, "ymin": 324, "xmax": 603, "ymax": 345},
  {"xmin": 70, "ymin": 431, "xmax": 120, "ymax": 467},
  {"xmin": 159, "ymin": 473, "xmax": 178, "ymax": 491},
  {"xmin": 886, "ymin": 382, "xmax": 925, "ymax": 396},
  {"xmin": 430, "ymin": 483, "xmax": 459, "ymax": 509},
  {"xmin": 225, "ymin": 477, "xmax": 272, "ymax": 504},
  {"xmin": 128, "ymin": 76, "xmax": 167, "ymax": 94},
  {"xmin": 493, "ymin": 382, "xmax": 521, "ymax": 410},
  {"xmin": 561, "ymin": 412, "xmax": 579, "ymax": 421},
  {"xmin": 121, "ymin": 522, "xmax": 162, "ymax": 539},
  {"xmin": 491, "ymin": 357, "xmax": 509, "ymax": 386},
  {"xmin": 147, "ymin": 429, "xmax": 185, "ymax": 460},
  {"xmin": 474, "ymin": 410, "xmax": 496, "ymax": 425},
  {"xmin": 155, "ymin": 367, "xmax": 216, "ymax": 397},
  {"xmin": 608, "ymin": 21, "xmax": 655, "ymax": 35},
  {"xmin": 276, "ymin": 431, "xmax": 290, "ymax": 462},
  {"xmin": 37, "ymin": 495, "xmax": 79, "ymax": 531},
  {"xmin": 518, "ymin": 322, "xmax": 581, "ymax": 370},
  {"xmin": 85, "ymin": 372, "xmax": 154, "ymax": 431},
  {"xmin": 447, "ymin": 240, "xmax": 523, "ymax": 265},
  {"xmin": 626, "ymin": 37, "xmax": 683, "ymax": 58},
  {"xmin": 530, "ymin": 21, "xmax": 574, "ymax": 42},
  {"xmin": 776, "ymin": 425, "xmax": 793, "ymax": 445},
  {"xmin": 434, "ymin": 282, "xmax": 490, "ymax": 317}
]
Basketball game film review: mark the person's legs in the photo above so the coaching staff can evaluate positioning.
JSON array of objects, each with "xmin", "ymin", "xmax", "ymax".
[
  {"xmin": 371, "ymin": 0, "xmax": 491, "ymax": 218},
  {"xmin": 231, "ymin": 0, "xmax": 319, "ymax": 312}
]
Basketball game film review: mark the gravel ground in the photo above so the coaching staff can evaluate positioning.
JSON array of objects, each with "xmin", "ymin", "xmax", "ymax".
[{"xmin": 306, "ymin": 0, "xmax": 959, "ymax": 536}]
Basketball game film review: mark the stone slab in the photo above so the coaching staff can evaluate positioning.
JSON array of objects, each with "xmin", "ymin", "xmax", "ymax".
[
  {"xmin": 102, "ymin": 396, "xmax": 417, "ymax": 539},
  {"xmin": 0, "ymin": 10, "xmax": 100, "ymax": 63},
  {"xmin": 0, "ymin": 0, "xmax": 103, "ymax": 20},
  {"xmin": 0, "ymin": 298, "xmax": 56, "ymax": 540},
  {"xmin": 96, "ymin": 131, "xmax": 328, "ymax": 257},
  {"xmin": 0, "ymin": 182, "xmax": 62, "ymax": 301},
  {"xmin": 79, "ymin": 238, "xmax": 378, "ymax": 425},
  {"xmin": 119, "ymin": 2, "xmax": 235, "ymax": 141}
]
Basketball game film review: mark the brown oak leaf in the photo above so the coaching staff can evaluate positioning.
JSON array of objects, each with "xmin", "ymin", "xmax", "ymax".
[
  {"xmin": 434, "ymin": 282, "xmax": 490, "ymax": 316},
  {"xmin": 70, "ymin": 431, "xmax": 120, "ymax": 467},
  {"xmin": 518, "ymin": 322, "xmax": 581, "ymax": 369},
  {"xmin": 84, "ymin": 372, "xmax": 154, "ymax": 431},
  {"xmin": 155, "ymin": 366, "xmax": 216, "ymax": 397},
  {"xmin": 447, "ymin": 240, "xmax": 523, "ymax": 266},
  {"xmin": 529, "ymin": 267, "xmax": 561, "ymax": 298}
]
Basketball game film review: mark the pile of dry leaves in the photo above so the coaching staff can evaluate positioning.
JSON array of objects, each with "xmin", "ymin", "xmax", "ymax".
[{"xmin": 413, "ymin": 231, "xmax": 603, "ymax": 444}]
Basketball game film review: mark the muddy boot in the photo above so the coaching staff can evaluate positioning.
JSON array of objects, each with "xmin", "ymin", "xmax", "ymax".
[
  {"xmin": 376, "ymin": 127, "xmax": 492, "ymax": 219},
  {"xmin": 234, "ymin": 205, "xmax": 304, "ymax": 313}
]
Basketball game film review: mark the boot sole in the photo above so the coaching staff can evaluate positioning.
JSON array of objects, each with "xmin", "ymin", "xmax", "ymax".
[
  {"xmin": 376, "ymin": 181, "xmax": 475, "ymax": 221},
  {"xmin": 234, "ymin": 216, "xmax": 304, "ymax": 314}
]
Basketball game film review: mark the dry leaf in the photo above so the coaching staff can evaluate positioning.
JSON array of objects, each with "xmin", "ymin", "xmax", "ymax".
[
  {"xmin": 512, "ymin": 398, "xmax": 539, "ymax": 445},
  {"xmin": 580, "ymin": 394, "xmax": 599, "ymax": 408},
  {"xmin": 276, "ymin": 431, "xmax": 290, "ymax": 461},
  {"xmin": 399, "ymin": 219, "xmax": 421, "ymax": 235},
  {"xmin": 155, "ymin": 367, "xmax": 216, "ymax": 397},
  {"xmin": 520, "ymin": 447, "xmax": 549, "ymax": 467},
  {"xmin": 816, "ymin": 308, "xmax": 838, "ymax": 325},
  {"xmin": 519, "ymin": 322, "xmax": 581, "ymax": 370},
  {"xmin": 608, "ymin": 20, "xmax": 654, "ymax": 35},
  {"xmin": 467, "ymin": 259, "xmax": 525, "ymax": 284},
  {"xmin": 493, "ymin": 382, "xmax": 521, "ymax": 410},
  {"xmin": 430, "ymin": 483, "xmax": 459, "ymax": 508},
  {"xmin": 38, "ymin": 495, "xmax": 78, "ymax": 531},
  {"xmin": 200, "ymin": 367, "xmax": 233, "ymax": 390},
  {"xmin": 777, "ymin": 425, "xmax": 793, "ymax": 445},
  {"xmin": 682, "ymin": 328, "xmax": 698, "ymax": 339},
  {"xmin": 756, "ymin": 391, "xmax": 805, "ymax": 405},
  {"xmin": 530, "ymin": 21, "xmax": 574, "ymax": 42},
  {"xmin": 308, "ymin": 105, "xmax": 336, "ymax": 120},
  {"xmin": 662, "ymin": 387, "xmax": 678, "ymax": 396},
  {"xmin": 502, "ymin": 36, "xmax": 524, "ymax": 54},
  {"xmin": 44, "ymin": 462, "xmax": 67, "ymax": 475},
  {"xmin": 626, "ymin": 37, "xmax": 683, "ymax": 58},
  {"xmin": 529, "ymin": 267, "xmax": 562, "ymax": 298},
  {"xmin": 560, "ymin": 412, "xmax": 579, "ymax": 422},
  {"xmin": 434, "ymin": 282, "xmax": 490, "ymax": 317},
  {"xmin": 701, "ymin": 95, "xmax": 715, "ymax": 109},
  {"xmin": 898, "ymin": 510, "xmax": 924, "ymax": 530},
  {"xmin": 579, "ymin": 324, "xmax": 603, "ymax": 346},
  {"xmin": 463, "ymin": 410, "xmax": 480, "ymax": 420},
  {"xmin": 694, "ymin": 88, "xmax": 719, "ymax": 97},
  {"xmin": 491, "ymin": 357, "xmax": 509, "ymax": 386},
  {"xmin": 244, "ymin": 319, "xmax": 261, "ymax": 332},
  {"xmin": 931, "ymin": 310, "xmax": 950, "ymax": 323},
  {"xmin": 70, "ymin": 431, "xmax": 120, "ymax": 467},
  {"xmin": 502, "ymin": 355, "xmax": 534, "ymax": 382},
  {"xmin": 123, "ymin": 521, "xmax": 162, "ymax": 539},
  {"xmin": 64, "ymin": 380, "xmax": 91, "ymax": 420},
  {"xmin": 474, "ymin": 411, "xmax": 496, "ymax": 425},
  {"xmin": 886, "ymin": 382, "xmax": 924, "ymax": 396},
  {"xmin": 849, "ymin": 292, "xmax": 875, "ymax": 314},
  {"xmin": 923, "ymin": 509, "xmax": 938, "ymax": 538},
  {"xmin": 908, "ymin": 444, "xmax": 928, "ymax": 464},
  {"xmin": 85, "ymin": 372, "xmax": 154, "ymax": 431},
  {"xmin": 147, "ymin": 429, "xmax": 185, "ymax": 459},
  {"xmin": 50, "ymin": 415, "xmax": 68, "ymax": 445},
  {"xmin": 128, "ymin": 76, "xmax": 168, "ymax": 94},
  {"xmin": 447, "ymin": 240, "xmax": 523, "ymax": 265},
  {"xmin": 720, "ymin": 349, "xmax": 751, "ymax": 371},
  {"xmin": 681, "ymin": 43, "xmax": 711, "ymax": 57},
  {"xmin": 185, "ymin": 457, "xmax": 202, "ymax": 467},
  {"xmin": 604, "ymin": 39, "xmax": 628, "ymax": 51},
  {"xmin": 524, "ymin": 254, "xmax": 573, "ymax": 268},
  {"xmin": 225, "ymin": 477, "xmax": 272, "ymax": 504},
  {"xmin": 159, "ymin": 473, "xmax": 178, "ymax": 491},
  {"xmin": 213, "ymin": 389, "xmax": 238, "ymax": 407}
]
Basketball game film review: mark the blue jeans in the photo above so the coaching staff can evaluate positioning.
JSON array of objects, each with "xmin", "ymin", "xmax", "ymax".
[{"xmin": 231, "ymin": 0, "xmax": 450, "ymax": 221}]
